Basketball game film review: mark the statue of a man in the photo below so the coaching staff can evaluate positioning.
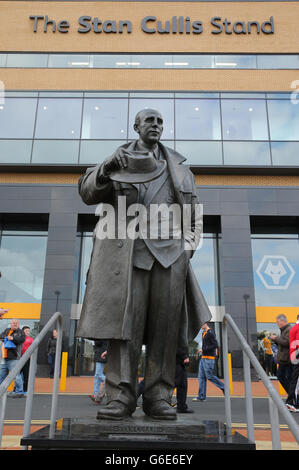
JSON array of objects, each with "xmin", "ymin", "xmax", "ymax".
[{"xmin": 77, "ymin": 108, "xmax": 211, "ymax": 420}]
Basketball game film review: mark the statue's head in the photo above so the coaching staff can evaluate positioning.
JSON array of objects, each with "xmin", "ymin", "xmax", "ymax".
[{"xmin": 133, "ymin": 108, "xmax": 163, "ymax": 145}]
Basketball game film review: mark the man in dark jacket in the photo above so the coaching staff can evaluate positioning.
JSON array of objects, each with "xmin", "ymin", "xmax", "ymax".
[
  {"xmin": 270, "ymin": 314, "xmax": 293, "ymax": 394},
  {"xmin": 0, "ymin": 318, "xmax": 25, "ymax": 397},
  {"xmin": 90, "ymin": 340, "xmax": 108, "ymax": 403},
  {"xmin": 193, "ymin": 322, "xmax": 224, "ymax": 402}
]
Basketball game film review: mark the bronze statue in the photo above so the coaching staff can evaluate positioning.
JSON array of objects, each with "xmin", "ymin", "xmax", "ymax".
[{"xmin": 76, "ymin": 109, "xmax": 211, "ymax": 420}]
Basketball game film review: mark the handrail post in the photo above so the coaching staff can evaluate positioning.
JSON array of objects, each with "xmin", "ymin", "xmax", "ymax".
[
  {"xmin": 0, "ymin": 392, "xmax": 7, "ymax": 446},
  {"xmin": 49, "ymin": 314, "xmax": 63, "ymax": 439},
  {"xmin": 243, "ymin": 351, "xmax": 255, "ymax": 442},
  {"xmin": 22, "ymin": 349, "xmax": 38, "ymax": 449},
  {"xmin": 268, "ymin": 397, "xmax": 281, "ymax": 450},
  {"xmin": 222, "ymin": 317, "xmax": 232, "ymax": 435},
  {"xmin": 224, "ymin": 313, "xmax": 299, "ymax": 447}
]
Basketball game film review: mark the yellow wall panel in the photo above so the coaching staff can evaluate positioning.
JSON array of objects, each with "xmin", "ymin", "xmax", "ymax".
[
  {"xmin": 256, "ymin": 306, "xmax": 299, "ymax": 324},
  {"xmin": 0, "ymin": 303, "xmax": 41, "ymax": 320}
]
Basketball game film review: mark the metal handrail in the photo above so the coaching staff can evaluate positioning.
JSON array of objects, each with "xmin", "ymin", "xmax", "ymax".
[
  {"xmin": 222, "ymin": 313, "xmax": 299, "ymax": 449},
  {"xmin": 0, "ymin": 311, "xmax": 63, "ymax": 449}
]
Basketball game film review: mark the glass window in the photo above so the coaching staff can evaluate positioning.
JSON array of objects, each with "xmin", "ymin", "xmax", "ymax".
[
  {"xmin": 221, "ymin": 93, "xmax": 265, "ymax": 99},
  {"xmin": 35, "ymin": 98, "xmax": 82, "ymax": 139},
  {"xmin": 39, "ymin": 92, "xmax": 83, "ymax": 98},
  {"xmin": 266, "ymin": 93, "xmax": 293, "ymax": 99},
  {"xmin": 81, "ymin": 99, "xmax": 128, "ymax": 139},
  {"xmin": 6, "ymin": 54, "xmax": 48, "ymax": 68},
  {"xmin": 251, "ymin": 235, "xmax": 299, "ymax": 308},
  {"xmin": 175, "ymin": 92, "xmax": 219, "ymax": 98},
  {"xmin": 271, "ymin": 142, "xmax": 299, "ymax": 166},
  {"xmin": 31, "ymin": 140, "xmax": 80, "ymax": 164},
  {"xmin": 128, "ymin": 98, "xmax": 174, "ymax": 140},
  {"xmin": 131, "ymin": 55, "xmax": 173, "ymax": 68},
  {"xmin": 92, "ymin": 54, "xmax": 131, "ymax": 68},
  {"xmin": 84, "ymin": 92, "xmax": 129, "ymax": 98},
  {"xmin": 77, "ymin": 233, "xmax": 93, "ymax": 304},
  {"xmin": 222, "ymin": 99, "xmax": 269, "ymax": 140},
  {"xmin": 0, "ymin": 140, "xmax": 32, "ymax": 164},
  {"xmin": 80, "ymin": 140, "xmax": 127, "ymax": 164},
  {"xmin": 48, "ymin": 54, "xmax": 92, "ymax": 68},
  {"xmin": 267, "ymin": 100, "xmax": 299, "ymax": 141},
  {"xmin": 223, "ymin": 142, "xmax": 271, "ymax": 166},
  {"xmin": 214, "ymin": 55, "xmax": 256, "ymax": 69},
  {"xmin": 175, "ymin": 141, "xmax": 222, "ymax": 165},
  {"xmin": 190, "ymin": 234, "xmax": 220, "ymax": 306},
  {"xmin": 171, "ymin": 55, "xmax": 213, "ymax": 69},
  {"xmin": 3, "ymin": 91, "xmax": 38, "ymax": 98},
  {"xmin": 175, "ymin": 99, "xmax": 221, "ymax": 140},
  {"xmin": 130, "ymin": 92, "xmax": 174, "ymax": 98},
  {"xmin": 0, "ymin": 54, "xmax": 7, "ymax": 67},
  {"xmin": 0, "ymin": 232, "xmax": 47, "ymax": 303},
  {"xmin": 0, "ymin": 98, "xmax": 37, "ymax": 138},
  {"xmin": 257, "ymin": 55, "xmax": 299, "ymax": 69}
]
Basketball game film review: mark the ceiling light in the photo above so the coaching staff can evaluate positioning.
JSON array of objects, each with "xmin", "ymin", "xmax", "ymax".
[
  {"xmin": 215, "ymin": 62, "xmax": 237, "ymax": 67},
  {"xmin": 69, "ymin": 62, "xmax": 89, "ymax": 66},
  {"xmin": 164, "ymin": 62, "xmax": 189, "ymax": 66}
]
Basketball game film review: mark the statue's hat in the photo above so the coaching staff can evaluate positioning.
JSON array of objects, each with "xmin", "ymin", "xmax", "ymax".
[{"xmin": 109, "ymin": 150, "xmax": 166, "ymax": 184}]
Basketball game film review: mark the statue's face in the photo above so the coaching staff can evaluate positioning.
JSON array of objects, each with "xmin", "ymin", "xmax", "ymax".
[{"xmin": 134, "ymin": 110, "xmax": 163, "ymax": 145}]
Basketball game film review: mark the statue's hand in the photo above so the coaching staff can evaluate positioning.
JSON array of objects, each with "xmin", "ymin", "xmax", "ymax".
[{"xmin": 103, "ymin": 148, "xmax": 128, "ymax": 176}]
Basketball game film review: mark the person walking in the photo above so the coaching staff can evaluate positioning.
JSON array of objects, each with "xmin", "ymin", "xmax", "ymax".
[
  {"xmin": 47, "ymin": 330, "xmax": 57, "ymax": 378},
  {"xmin": 193, "ymin": 323, "xmax": 224, "ymax": 402},
  {"xmin": 175, "ymin": 345, "xmax": 193, "ymax": 413},
  {"xmin": 263, "ymin": 333, "xmax": 274, "ymax": 377},
  {"xmin": 89, "ymin": 340, "xmax": 108, "ymax": 403},
  {"xmin": 20, "ymin": 326, "xmax": 34, "ymax": 396},
  {"xmin": 0, "ymin": 318, "xmax": 25, "ymax": 397},
  {"xmin": 270, "ymin": 314, "xmax": 292, "ymax": 394},
  {"xmin": 286, "ymin": 315, "xmax": 299, "ymax": 412}
]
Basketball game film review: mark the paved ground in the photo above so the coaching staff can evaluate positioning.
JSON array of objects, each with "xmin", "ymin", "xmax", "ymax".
[{"xmin": 1, "ymin": 377, "xmax": 299, "ymax": 451}]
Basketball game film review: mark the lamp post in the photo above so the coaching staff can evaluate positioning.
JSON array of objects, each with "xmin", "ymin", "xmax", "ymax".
[{"xmin": 54, "ymin": 290, "xmax": 60, "ymax": 312}]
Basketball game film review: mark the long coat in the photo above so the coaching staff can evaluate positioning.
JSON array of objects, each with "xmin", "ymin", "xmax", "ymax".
[{"xmin": 76, "ymin": 141, "xmax": 211, "ymax": 343}]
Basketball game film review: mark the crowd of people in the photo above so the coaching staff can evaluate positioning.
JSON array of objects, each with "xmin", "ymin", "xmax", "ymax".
[
  {"xmin": 0, "ymin": 310, "xmax": 58, "ymax": 397},
  {"xmin": 89, "ymin": 316, "xmax": 299, "ymax": 415},
  {"xmin": 0, "ymin": 309, "xmax": 298, "ymax": 414},
  {"xmin": 258, "ymin": 314, "xmax": 299, "ymax": 412}
]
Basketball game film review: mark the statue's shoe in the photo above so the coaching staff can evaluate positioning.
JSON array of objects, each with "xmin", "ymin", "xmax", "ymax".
[
  {"xmin": 143, "ymin": 400, "xmax": 177, "ymax": 420},
  {"xmin": 96, "ymin": 401, "xmax": 133, "ymax": 420}
]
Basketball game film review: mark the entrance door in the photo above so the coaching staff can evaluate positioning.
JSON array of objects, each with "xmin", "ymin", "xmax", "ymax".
[{"xmin": 74, "ymin": 338, "xmax": 95, "ymax": 376}]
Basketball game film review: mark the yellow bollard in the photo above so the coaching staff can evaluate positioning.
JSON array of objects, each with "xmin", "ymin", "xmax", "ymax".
[
  {"xmin": 59, "ymin": 352, "xmax": 68, "ymax": 392},
  {"xmin": 228, "ymin": 353, "xmax": 233, "ymax": 395},
  {"xmin": 56, "ymin": 418, "xmax": 64, "ymax": 431},
  {"xmin": 8, "ymin": 380, "xmax": 14, "ymax": 392}
]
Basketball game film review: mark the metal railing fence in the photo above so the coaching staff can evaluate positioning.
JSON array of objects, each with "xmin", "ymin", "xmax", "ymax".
[
  {"xmin": 222, "ymin": 313, "xmax": 299, "ymax": 450},
  {"xmin": 0, "ymin": 311, "xmax": 63, "ymax": 449}
]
